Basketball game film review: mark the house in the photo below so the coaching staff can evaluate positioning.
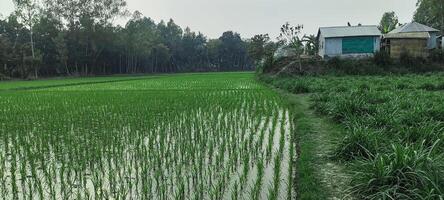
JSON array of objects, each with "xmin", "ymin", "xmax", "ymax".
[
  {"xmin": 383, "ymin": 22, "xmax": 440, "ymax": 58},
  {"xmin": 317, "ymin": 25, "xmax": 381, "ymax": 59}
]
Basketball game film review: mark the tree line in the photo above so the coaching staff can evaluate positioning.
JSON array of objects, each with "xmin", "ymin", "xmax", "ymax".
[
  {"xmin": 0, "ymin": 0, "xmax": 253, "ymax": 79},
  {"xmin": 379, "ymin": 0, "xmax": 444, "ymax": 35}
]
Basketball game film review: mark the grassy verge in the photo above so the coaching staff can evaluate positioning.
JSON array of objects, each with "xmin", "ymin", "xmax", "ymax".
[
  {"xmin": 262, "ymin": 73, "xmax": 444, "ymax": 199},
  {"xmin": 278, "ymin": 91, "xmax": 350, "ymax": 199}
]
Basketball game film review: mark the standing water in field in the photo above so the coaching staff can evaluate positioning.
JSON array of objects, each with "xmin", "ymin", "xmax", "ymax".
[{"xmin": 0, "ymin": 73, "xmax": 295, "ymax": 199}]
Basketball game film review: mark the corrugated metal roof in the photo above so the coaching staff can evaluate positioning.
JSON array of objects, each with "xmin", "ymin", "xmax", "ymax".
[
  {"xmin": 384, "ymin": 32, "xmax": 430, "ymax": 39},
  {"xmin": 389, "ymin": 22, "xmax": 439, "ymax": 33},
  {"xmin": 318, "ymin": 25, "xmax": 381, "ymax": 38}
]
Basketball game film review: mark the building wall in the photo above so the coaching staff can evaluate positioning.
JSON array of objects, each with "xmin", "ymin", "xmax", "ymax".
[
  {"xmin": 318, "ymin": 35, "xmax": 326, "ymax": 57},
  {"xmin": 428, "ymin": 32, "xmax": 438, "ymax": 49},
  {"xmin": 325, "ymin": 38, "xmax": 342, "ymax": 57},
  {"xmin": 389, "ymin": 38, "xmax": 428, "ymax": 58},
  {"xmin": 442, "ymin": 37, "xmax": 444, "ymax": 49},
  {"xmin": 322, "ymin": 36, "xmax": 380, "ymax": 58},
  {"xmin": 374, "ymin": 37, "xmax": 381, "ymax": 52}
]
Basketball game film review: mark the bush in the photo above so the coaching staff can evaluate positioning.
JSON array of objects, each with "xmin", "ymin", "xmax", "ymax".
[
  {"xmin": 395, "ymin": 83, "xmax": 411, "ymax": 90},
  {"xmin": 349, "ymin": 144, "xmax": 444, "ymax": 200},
  {"xmin": 326, "ymin": 57, "xmax": 343, "ymax": 70},
  {"xmin": 400, "ymin": 51, "xmax": 426, "ymax": 69},
  {"xmin": 418, "ymin": 83, "xmax": 437, "ymax": 91},
  {"xmin": 429, "ymin": 49, "xmax": 444, "ymax": 63},
  {"xmin": 334, "ymin": 126, "xmax": 380, "ymax": 161},
  {"xmin": 289, "ymin": 80, "xmax": 310, "ymax": 94},
  {"xmin": 373, "ymin": 51, "xmax": 392, "ymax": 68}
]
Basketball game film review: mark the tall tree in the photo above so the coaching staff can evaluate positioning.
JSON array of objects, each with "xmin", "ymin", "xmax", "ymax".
[
  {"xmin": 13, "ymin": 0, "xmax": 40, "ymax": 77},
  {"xmin": 379, "ymin": 11, "xmax": 399, "ymax": 34},
  {"xmin": 53, "ymin": 32, "xmax": 69, "ymax": 74},
  {"xmin": 302, "ymin": 34, "xmax": 318, "ymax": 56},
  {"xmin": 414, "ymin": 0, "xmax": 444, "ymax": 33},
  {"xmin": 0, "ymin": 3, "xmax": 254, "ymax": 78},
  {"xmin": 247, "ymin": 34, "xmax": 270, "ymax": 65},
  {"xmin": 218, "ymin": 31, "xmax": 249, "ymax": 71},
  {"xmin": 278, "ymin": 22, "xmax": 304, "ymax": 70}
]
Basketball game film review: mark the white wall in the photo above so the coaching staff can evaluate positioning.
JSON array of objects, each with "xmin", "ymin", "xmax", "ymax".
[
  {"xmin": 318, "ymin": 35, "xmax": 326, "ymax": 58},
  {"xmin": 325, "ymin": 38, "xmax": 343, "ymax": 57},
  {"xmin": 428, "ymin": 32, "xmax": 438, "ymax": 49},
  {"xmin": 323, "ymin": 36, "xmax": 380, "ymax": 59}
]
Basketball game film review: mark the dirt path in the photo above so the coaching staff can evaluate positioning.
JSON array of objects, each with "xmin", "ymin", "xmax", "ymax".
[{"xmin": 279, "ymin": 92, "xmax": 351, "ymax": 199}]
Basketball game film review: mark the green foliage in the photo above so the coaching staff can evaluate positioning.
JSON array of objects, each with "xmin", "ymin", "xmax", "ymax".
[
  {"xmin": 0, "ymin": 2, "xmax": 254, "ymax": 78},
  {"xmin": 400, "ymin": 50, "xmax": 425, "ymax": 68},
  {"xmin": 373, "ymin": 51, "xmax": 392, "ymax": 68},
  {"xmin": 248, "ymin": 34, "xmax": 270, "ymax": 64},
  {"xmin": 302, "ymin": 34, "xmax": 318, "ymax": 56},
  {"xmin": 378, "ymin": 11, "xmax": 399, "ymax": 34},
  {"xmin": 429, "ymin": 49, "xmax": 444, "ymax": 63},
  {"xmin": 414, "ymin": 0, "xmax": 444, "ymax": 33},
  {"xmin": 350, "ymin": 144, "xmax": 444, "ymax": 199},
  {"xmin": 263, "ymin": 73, "xmax": 444, "ymax": 199},
  {"xmin": 334, "ymin": 127, "xmax": 379, "ymax": 161}
]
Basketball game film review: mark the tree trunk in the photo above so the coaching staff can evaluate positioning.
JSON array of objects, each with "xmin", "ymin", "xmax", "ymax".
[
  {"xmin": 119, "ymin": 54, "xmax": 122, "ymax": 74},
  {"xmin": 30, "ymin": 27, "xmax": 35, "ymax": 59},
  {"xmin": 65, "ymin": 61, "xmax": 70, "ymax": 75},
  {"xmin": 75, "ymin": 61, "xmax": 78, "ymax": 75},
  {"xmin": 30, "ymin": 27, "xmax": 37, "ymax": 78}
]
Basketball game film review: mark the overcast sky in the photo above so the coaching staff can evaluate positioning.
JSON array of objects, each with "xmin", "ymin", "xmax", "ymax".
[{"xmin": 0, "ymin": 0, "xmax": 417, "ymax": 39}]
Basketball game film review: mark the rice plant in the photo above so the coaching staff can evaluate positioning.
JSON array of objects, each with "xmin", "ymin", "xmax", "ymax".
[{"xmin": 0, "ymin": 72, "xmax": 295, "ymax": 199}]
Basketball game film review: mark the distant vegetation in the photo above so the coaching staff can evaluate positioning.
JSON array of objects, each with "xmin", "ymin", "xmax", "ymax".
[{"xmin": 0, "ymin": 0, "xmax": 254, "ymax": 79}]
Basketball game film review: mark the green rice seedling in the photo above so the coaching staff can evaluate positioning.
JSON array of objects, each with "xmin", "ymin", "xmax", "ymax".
[
  {"xmin": 251, "ymin": 158, "xmax": 264, "ymax": 200},
  {"xmin": 231, "ymin": 180, "xmax": 239, "ymax": 200},
  {"xmin": 0, "ymin": 72, "xmax": 295, "ymax": 199},
  {"xmin": 269, "ymin": 152, "xmax": 283, "ymax": 200}
]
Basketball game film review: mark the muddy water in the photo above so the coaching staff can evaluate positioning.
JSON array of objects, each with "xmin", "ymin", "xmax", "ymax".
[{"xmin": 0, "ymin": 98, "xmax": 294, "ymax": 200}]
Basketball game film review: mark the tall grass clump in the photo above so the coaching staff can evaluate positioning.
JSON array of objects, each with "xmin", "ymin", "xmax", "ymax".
[
  {"xmin": 263, "ymin": 73, "xmax": 444, "ymax": 199},
  {"xmin": 334, "ymin": 126, "xmax": 380, "ymax": 161},
  {"xmin": 349, "ymin": 143, "xmax": 444, "ymax": 199}
]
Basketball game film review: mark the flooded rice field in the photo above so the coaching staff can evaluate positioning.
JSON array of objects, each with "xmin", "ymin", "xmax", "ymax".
[{"xmin": 0, "ymin": 73, "xmax": 295, "ymax": 199}]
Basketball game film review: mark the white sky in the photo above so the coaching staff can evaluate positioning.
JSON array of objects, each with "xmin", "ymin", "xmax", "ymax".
[{"xmin": 0, "ymin": 0, "xmax": 418, "ymax": 39}]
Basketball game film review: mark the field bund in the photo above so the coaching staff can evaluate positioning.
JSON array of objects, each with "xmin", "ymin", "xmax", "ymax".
[{"xmin": 0, "ymin": 72, "xmax": 295, "ymax": 200}]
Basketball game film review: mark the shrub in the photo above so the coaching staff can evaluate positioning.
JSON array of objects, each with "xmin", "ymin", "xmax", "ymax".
[
  {"xmin": 326, "ymin": 57, "xmax": 343, "ymax": 70},
  {"xmin": 400, "ymin": 51, "xmax": 427, "ymax": 70},
  {"xmin": 395, "ymin": 83, "xmax": 411, "ymax": 90},
  {"xmin": 429, "ymin": 49, "xmax": 444, "ymax": 63},
  {"xmin": 349, "ymin": 144, "xmax": 444, "ymax": 200},
  {"xmin": 334, "ymin": 126, "xmax": 380, "ymax": 161},
  {"xmin": 418, "ymin": 83, "xmax": 437, "ymax": 91},
  {"xmin": 400, "ymin": 121, "xmax": 444, "ymax": 148},
  {"xmin": 373, "ymin": 51, "xmax": 392, "ymax": 68},
  {"xmin": 436, "ymin": 82, "xmax": 444, "ymax": 90},
  {"xmin": 289, "ymin": 80, "xmax": 310, "ymax": 94},
  {"xmin": 359, "ymin": 83, "xmax": 370, "ymax": 91}
]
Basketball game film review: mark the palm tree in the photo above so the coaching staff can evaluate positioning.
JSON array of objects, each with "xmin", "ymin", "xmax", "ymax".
[{"xmin": 302, "ymin": 35, "xmax": 318, "ymax": 56}]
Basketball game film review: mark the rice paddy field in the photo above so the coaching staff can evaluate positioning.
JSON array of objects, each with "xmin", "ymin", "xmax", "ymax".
[
  {"xmin": 262, "ymin": 74, "xmax": 444, "ymax": 199},
  {"xmin": 0, "ymin": 72, "xmax": 296, "ymax": 200}
]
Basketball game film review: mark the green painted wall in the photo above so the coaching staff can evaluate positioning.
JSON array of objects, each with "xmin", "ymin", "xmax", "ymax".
[{"xmin": 342, "ymin": 37, "xmax": 374, "ymax": 54}]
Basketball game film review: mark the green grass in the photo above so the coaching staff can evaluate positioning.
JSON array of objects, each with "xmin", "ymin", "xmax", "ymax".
[
  {"xmin": 261, "ymin": 73, "xmax": 444, "ymax": 199},
  {"xmin": 276, "ymin": 92, "xmax": 349, "ymax": 199},
  {"xmin": 0, "ymin": 72, "xmax": 296, "ymax": 199}
]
